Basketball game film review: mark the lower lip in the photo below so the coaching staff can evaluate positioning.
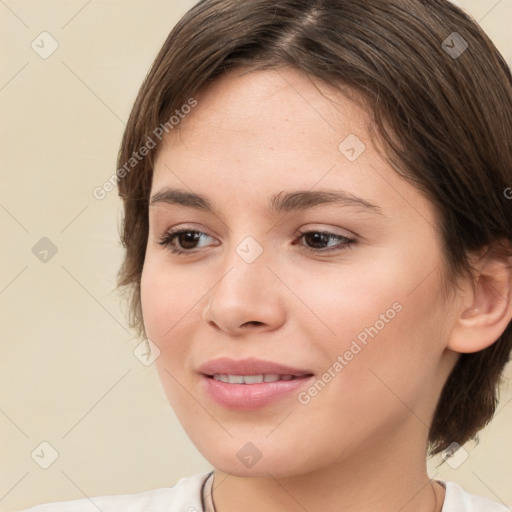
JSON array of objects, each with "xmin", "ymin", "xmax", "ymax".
[{"xmin": 201, "ymin": 375, "xmax": 314, "ymax": 410}]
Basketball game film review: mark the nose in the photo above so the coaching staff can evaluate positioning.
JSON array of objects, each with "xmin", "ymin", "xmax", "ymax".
[{"xmin": 201, "ymin": 247, "xmax": 287, "ymax": 336}]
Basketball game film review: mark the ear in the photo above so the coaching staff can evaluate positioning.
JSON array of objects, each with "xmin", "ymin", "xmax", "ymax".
[{"xmin": 447, "ymin": 243, "xmax": 512, "ymax": 354}]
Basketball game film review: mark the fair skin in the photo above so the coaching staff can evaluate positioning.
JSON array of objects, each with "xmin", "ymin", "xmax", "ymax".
[{"xmin": 140, "ymin": 67, "xmax": 512, "ymax": 512}]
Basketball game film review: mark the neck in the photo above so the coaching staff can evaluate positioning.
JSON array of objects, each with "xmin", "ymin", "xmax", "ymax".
[{"xmin": 210, "ymin": 437, "xmax": 445, "ymax": 512}]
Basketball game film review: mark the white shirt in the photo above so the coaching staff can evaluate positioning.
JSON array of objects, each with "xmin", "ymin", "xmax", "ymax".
[{"xmin": 16, "ymin": 472, "xmax": 510, "ymax": 511}]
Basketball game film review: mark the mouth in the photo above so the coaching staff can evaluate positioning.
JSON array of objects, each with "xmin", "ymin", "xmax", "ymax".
[{"xmin": 198, "ymin": 358, "xmax": 315, "ymax": 410}]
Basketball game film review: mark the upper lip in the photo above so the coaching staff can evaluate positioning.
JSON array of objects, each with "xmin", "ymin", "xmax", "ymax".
[{"xmin": 198, "ymin": 357, "xmax": 314, "ymax": 377}]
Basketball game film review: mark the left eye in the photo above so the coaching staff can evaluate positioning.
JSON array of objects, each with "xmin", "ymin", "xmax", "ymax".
[{"xmin": 295, "ymin": 230, "xmax": 355, "ymax": 253}]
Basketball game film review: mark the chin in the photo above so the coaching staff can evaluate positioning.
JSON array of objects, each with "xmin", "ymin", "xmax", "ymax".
[
  {"xmin": 210, "ymin": 457, "xmax": 298, "ymax": 478},
  {"xmin": 191, "ymin": 436, "xmax": 316, "ymax": 479}
]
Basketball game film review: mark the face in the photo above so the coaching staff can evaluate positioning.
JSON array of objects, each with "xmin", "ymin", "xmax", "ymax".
[{"xmin": 140, "ymin": 67, "xmax": 460, "ymax": 478}]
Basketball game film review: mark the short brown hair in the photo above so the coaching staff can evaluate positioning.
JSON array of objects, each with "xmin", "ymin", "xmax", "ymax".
[{"xmin": 116, "ymin": 0, "xmax": 512, "ymax": 455}]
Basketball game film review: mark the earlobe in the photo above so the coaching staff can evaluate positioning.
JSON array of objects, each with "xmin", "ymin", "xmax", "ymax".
[{"xmin": 447, "ymin": 250, "xmax": 512, "ymax": 354}]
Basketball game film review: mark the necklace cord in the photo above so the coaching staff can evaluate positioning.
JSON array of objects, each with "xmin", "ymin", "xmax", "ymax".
[
  {"xmin": 432, "ymin": 480, "xmax": 439, "ymax": 512},
  {"xmin": 200, "ymin": 470, "xmax": 215, "ymax": 512}
]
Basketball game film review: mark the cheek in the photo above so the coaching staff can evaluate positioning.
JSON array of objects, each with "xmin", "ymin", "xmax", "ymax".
[
  {"xmin": 140, "ymin": 253, "xmax": 217, "ymax": 398},
  {"xmin": 289, "ymin": 246, "xmax": 447, "ymax": 396},
  {"xmin": 140, "ymin": 258, "xmax": 200, "ymax": 405},
  {"xmin": 288, "ymin": 256, "xmax": 427, "ymax": 351},
  {"xmin": 140, "ymin": 254, "xmax": 199, "ymax": 341}
]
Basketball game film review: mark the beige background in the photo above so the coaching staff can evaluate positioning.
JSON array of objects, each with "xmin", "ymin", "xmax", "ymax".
[{"xmin": 0, "ymin": 1, "xmax": 511, "ymax": 510}]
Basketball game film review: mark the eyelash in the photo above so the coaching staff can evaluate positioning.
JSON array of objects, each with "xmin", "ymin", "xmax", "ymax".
[{"xmin": 157, "ymin": 228, "xmax": 355, "ymax": 256}]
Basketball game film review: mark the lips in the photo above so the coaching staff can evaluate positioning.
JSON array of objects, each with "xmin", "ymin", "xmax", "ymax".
[
  {"xmin": 197, "ymin": 357, "xmax": 315, "ymax": 410},
  {"xmin": 197, "ymin": 357, "xmax": 313, "ymax": 377}
]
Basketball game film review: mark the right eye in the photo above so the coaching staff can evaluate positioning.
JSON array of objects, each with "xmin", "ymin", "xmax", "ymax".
[{"xmin": 158, "ymin": 229, "xmax": 217, "ymax": 255}]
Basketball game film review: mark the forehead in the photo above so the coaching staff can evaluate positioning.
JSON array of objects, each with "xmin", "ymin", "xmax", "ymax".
[
  {"xmin": 162, "ymin": 66, "xmax": 370, "ymax": 155},
  {"xmin": 154, "ymin": 68, "xmax": 370, "ymax": 188},
  {"xmin": 151, "ymin": 67, "xmax": 437, "ymax": 231}
]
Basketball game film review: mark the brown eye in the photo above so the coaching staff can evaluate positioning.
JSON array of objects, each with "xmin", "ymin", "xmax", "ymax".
[
  {"xmin": 175, "ymin": 231, "xmax": 202, "ymax": 250},
  {"xmin": 303, "ymin": 232, "xmax": 332, "ymax": 249},
  {"xmin": 297, "ymin": 230, "xmax": 355, "ymax": 253},
  {"xmin": 158, "ymin": 229, "xmax": 214, "ymax": 254}
]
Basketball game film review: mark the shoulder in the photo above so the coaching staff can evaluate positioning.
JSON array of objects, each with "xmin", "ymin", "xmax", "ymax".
[
  {"xmin": 442, "ymin": 480, "xmax": 510, "ymax": 512},
  {"xmin": 15, "ymin": 472, "xmax": 211, "ymax": 512}
]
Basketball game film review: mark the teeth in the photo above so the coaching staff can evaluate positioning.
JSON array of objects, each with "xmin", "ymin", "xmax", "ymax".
[
  {"xmin": 243, "ymin": 375, "xmax": 264, "ymax": 384},
  {"xmin": 212, "ymin": 374, "xmax": 296, "ymax": 384}
]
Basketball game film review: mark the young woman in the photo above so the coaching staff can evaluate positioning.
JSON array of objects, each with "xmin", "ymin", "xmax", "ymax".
[{"xmin": 19, "ymin": 0, "xmax": 512, "ymax": 510}]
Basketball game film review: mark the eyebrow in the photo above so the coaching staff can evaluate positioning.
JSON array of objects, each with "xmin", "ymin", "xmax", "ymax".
[{"xmin": 149, "ymin": 188, "xmax": 383, "ymax": 215}]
